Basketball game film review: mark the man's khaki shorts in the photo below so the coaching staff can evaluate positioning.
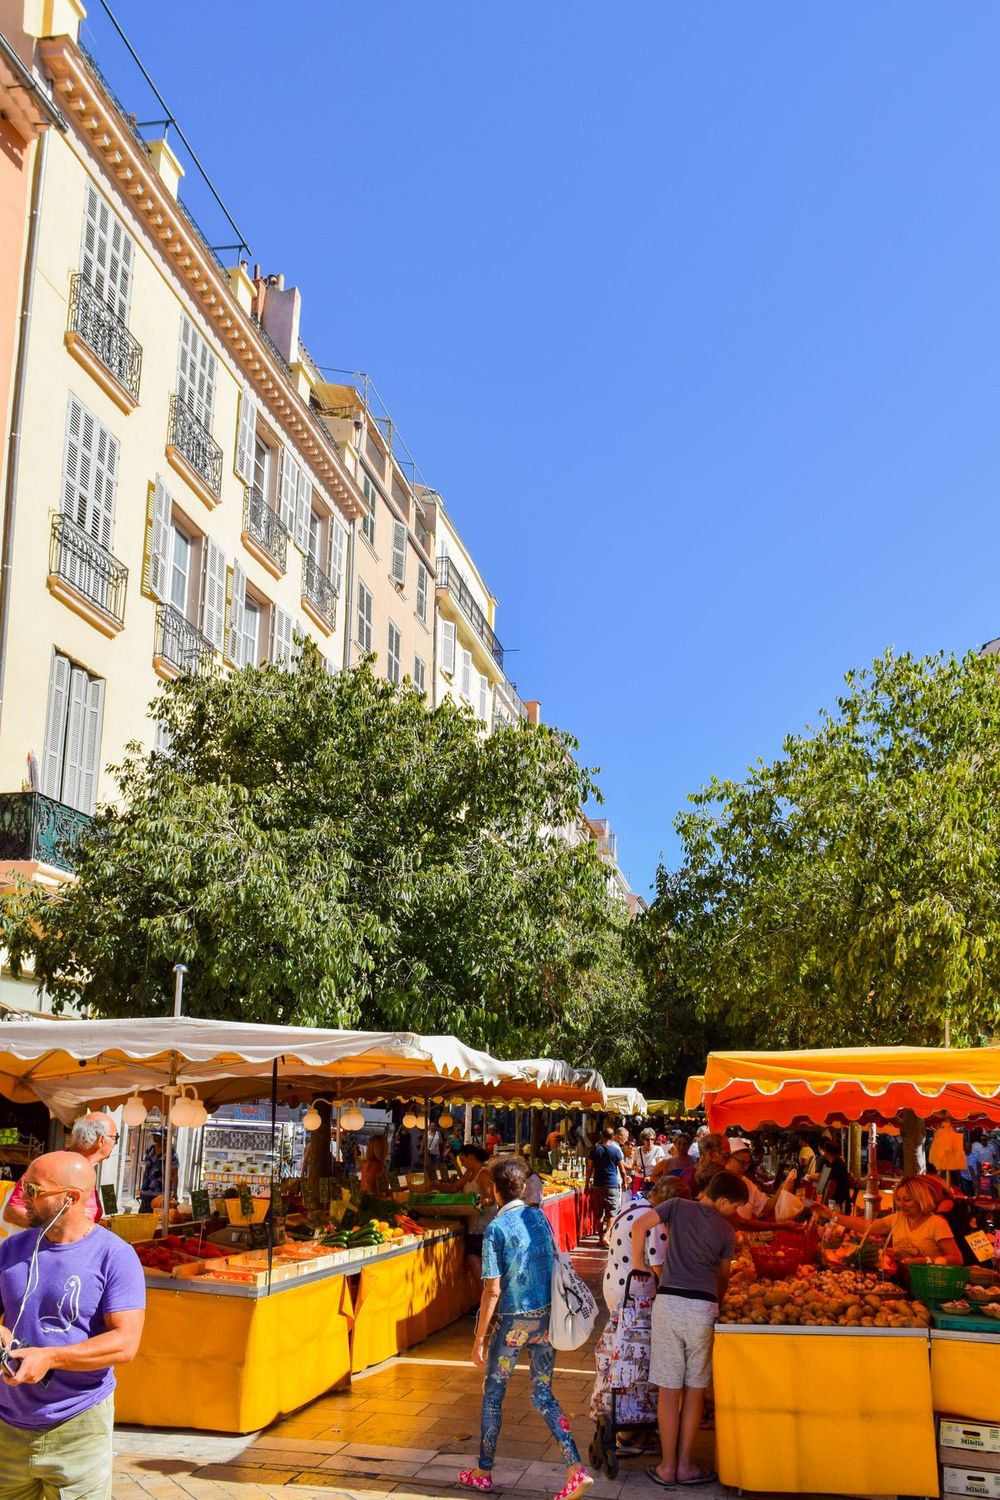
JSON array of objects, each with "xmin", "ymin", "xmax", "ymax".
[
  {"xmin": 649, "ymin": 1295, "xmax": 718, "ymax": 1389},
  {"xmin": 0, "ymin": 1395, "xmax": 113, "ymax": 1500}
]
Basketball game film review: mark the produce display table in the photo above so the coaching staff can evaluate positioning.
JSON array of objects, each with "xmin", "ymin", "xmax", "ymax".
[
  {"xmin": 117, "ymin": 1230, "xmax": 472, "ymax": 1431},
  {"xmin": 542, "ymin": 1189, "xmax": 580, "ymax": 1251},
  {"xmin": 930, "ymin": 1328, "xmax": 1000, "ymax": 1425},
  {"xmin": 713, "ymin": 1325, "xmax": 939, "ymax": 1496}
]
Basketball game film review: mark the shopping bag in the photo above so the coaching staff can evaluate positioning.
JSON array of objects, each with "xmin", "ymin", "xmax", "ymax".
[
  {"xmin": 549, "ymin": 1244, "xmax": 599, "ymax": 1350},
  {"xmin": 773, "ymin": 1187, "xmax": 805, "ymax": 1221}
]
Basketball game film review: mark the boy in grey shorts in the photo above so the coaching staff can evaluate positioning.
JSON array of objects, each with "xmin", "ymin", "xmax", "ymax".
[{"xmin": 630, "ymin": 1169, "xmax": 749, "ymax": 1487}]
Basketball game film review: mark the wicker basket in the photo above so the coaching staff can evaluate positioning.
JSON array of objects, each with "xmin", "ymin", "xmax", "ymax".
[
  {"xmin": 106, "ymin": 1213, "xmax": 158, "ymax": 1243},
  {"xmin": 906, "ymin": 1262, "xmax": 969, "ymax": 1306}
]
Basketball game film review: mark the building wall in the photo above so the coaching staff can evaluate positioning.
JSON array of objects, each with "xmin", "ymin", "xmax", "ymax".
[
  {"xmin": 0, "ymin": 119, "xmax": 34, "ymax": 504},
  {"xmin": 432, "ymin": 499, "xmax": 512, "ymax": 727}
]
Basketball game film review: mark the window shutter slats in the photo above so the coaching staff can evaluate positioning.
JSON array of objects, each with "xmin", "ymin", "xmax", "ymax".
[
  {"xmin": 147, "ymin": 476, "xmax": 172, "ymax": 602},
  {"xmin": 479, "ymin": 674, "xmax": 489, "ymax": 723},
  {"xmin": 278, "ymin": 448, "xmax": 298, "ymax": 535},
  {"xmin": 61, "ymin": 667, "xmax": 90, "ymax": 812},
  {"xmin": 273, "ymin": 607, "xmax": 294, "ymax": 664},
  {"xmin": 294, "ymin": 468, "xmax": 311, "ymax": 553},
  {"xmin": 81, "ymin": 185, "xmax": 133, "ymax": 322},
  {"xmin": 201, "ymin": 538, "xmax": 226, "ymax": 651},
  {"xmin": 78, "ymin": 675, "xmax": 105, "ymax": 815},
  {"xmin": 440, "ymin": 619, "xmax": 456, "ymax": 677},
  {"xmin": 227, "ymin": 560, "xmax": 246, "ymax": 665},
  {"xmin": 41, "ymin": 653, "xmax": 71, "ymax": 799},
  {"xmin": 416, "ymin": 564, "xmax": 427, "ymax": 622},
  {"xmin": 235, "ymin": 383, "xmax": 257, "ymax": 482},
  {"xmin": 329, "ymin": 519, "xmax": 347, "ymax": 593},
  {"xmin": 177, "ymin": 316, "xmax": 216, "ymax": 428},
  {"xmin": 460, "ymin": 649, "xmax": 472, "ymax": 699},
  {"xmin": 391, "ymin": 520, "xmax": 407, "ymax": 585}
]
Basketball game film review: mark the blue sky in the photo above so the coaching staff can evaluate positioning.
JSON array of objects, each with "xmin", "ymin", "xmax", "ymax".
[{"xmin": 81, "ymin": 3, "xmax": 1000, "ymax": 897}]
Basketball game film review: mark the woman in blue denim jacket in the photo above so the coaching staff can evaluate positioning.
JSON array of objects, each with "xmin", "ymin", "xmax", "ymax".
[{"xmin": 459, "ymin": 1156, "xmax": 592, "ymax": 1500}]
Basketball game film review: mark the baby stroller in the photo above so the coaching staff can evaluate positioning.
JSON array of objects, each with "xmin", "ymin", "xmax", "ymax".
[{"xmin": 588, "ymin": 1271, "xmax": 659, "ymax": 1479}]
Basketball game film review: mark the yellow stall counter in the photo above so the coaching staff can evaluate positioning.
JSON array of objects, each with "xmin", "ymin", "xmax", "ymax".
[
  {"xmin": 931, "ymin": 1330, "xmax": 1000, "ymax": 1425},
  {"xmin": 713, "ymin": 1325, "xmax": 938, "ymax": 1497},
  {"xmin": 351, "ymin": 1233, "xmax": 476, "ymax": 1374},
  {"xmin": 115, "ymin": 1272, "xmax": 353, "ymax": 1434}
]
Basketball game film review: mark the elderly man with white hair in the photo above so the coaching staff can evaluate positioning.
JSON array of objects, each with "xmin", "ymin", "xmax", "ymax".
[{"xmin": 3, "ymin": 1114, "xmax": 116, "ymax": 1230}]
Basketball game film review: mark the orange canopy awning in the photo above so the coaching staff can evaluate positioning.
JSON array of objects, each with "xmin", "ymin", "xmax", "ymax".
[{"xmin": 690, "ymin": 1046, "xmax": 1000, "ymax": 1132}]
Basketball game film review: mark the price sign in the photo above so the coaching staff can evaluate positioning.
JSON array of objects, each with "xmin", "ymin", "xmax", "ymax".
[
  {"xmin": 965, "ymin": 1230, "xmax": 995, "ymax": 1264},
  {"xmin": 389, "ymin": 1174, "xmax": 408, "ymax": 1190},
  {"xmin": 238, "ymin": 1184, "xmax": 254, "ymax": 1220},
  {"xmin": 248, "ymin": 1222, "xmax": 269, "ymax": 1249},
  {"xmin": 100, "ymin": 1185, "xmax": 118, "ymax": 1216},
  {"xmin": 190, "ymin": 1189, "xmax": 211, "ymax": 1221}
]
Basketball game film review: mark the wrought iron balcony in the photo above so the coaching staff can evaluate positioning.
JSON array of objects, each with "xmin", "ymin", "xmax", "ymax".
[
  {"xmin": 494, "ymin": 676, "xmax": 527, "ymax": 725},
  {"xmin": 243, "ymin": 489, "xmax": 288, "ymax": 570},
  {"xmin": 167, "ymin": 393, "xmax": 223, "ymax": 498},
  {"xmin": 153, "ymin": 603, "xmax": 215, "ymax": 676},
  {"xmin": 436, "ymin": 556, "xmax": 504, "ymax": 668},
  {"xmin": 67, "ymin": 272, "xmax": 142, "ymax": 403},
  {"xmin": 0, "ymin": 792, "xmax": 91, "ymax": 874},
  {"xmin": 302, "ymin": 553, "xmax": 338, "ymax": 630},
  {"xmin": 49, "ymin": 513, "xmax": 127, "ymax": 626}
]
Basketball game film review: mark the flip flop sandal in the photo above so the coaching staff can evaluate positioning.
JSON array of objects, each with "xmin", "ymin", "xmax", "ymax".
[
  {"xmin": 553, "ymin": 1465, "xmax": 594, "ymax": 1500},
  {"xmin": 676, "ymin": 1472, "xmax": 718, "ymax": 1487},
  {"xmin": 645, "ymin": 1467, "xmax": 676, "ymax": 1489},
  {"xmin": 458, "ymin": 1470, "xmax": 493, "ymax": 1492}
]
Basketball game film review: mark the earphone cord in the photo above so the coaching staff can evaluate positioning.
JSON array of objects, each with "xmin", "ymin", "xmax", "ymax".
[{"xmin": 5, "ymin": 1197, "xmax": 70, "ymax": 1351}]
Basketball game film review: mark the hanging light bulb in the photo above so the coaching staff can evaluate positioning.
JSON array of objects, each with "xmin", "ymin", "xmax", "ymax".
[
  {"xmin": 189, "ymin": 1101, "xmax": 209, "ymax": 1128},
  {"xmin": 415, "ymin": 1112, "xmax": 427, "ymax": 1131},
  {"xmin": 302, "ymin": 1105, "xmax": 321, "ymax": 1132},
  {"xmin": 341, "ymin": 1104, "xmax": 364, "ymax": 1132},
  {"xmin": 402, "ymin": 1110, "xmax": 417, "ymax": 1130},
  {"xmin": 122, "ymin": 1093, "xmax": 147, "ymax": 1128},
  {"xmin": 438, "ymin": 1112, "xmax": 453, "ymax": 1130},
  {"xmin": 170, "ymin": 1091, "xmax": 199, "ymax": 1128}
]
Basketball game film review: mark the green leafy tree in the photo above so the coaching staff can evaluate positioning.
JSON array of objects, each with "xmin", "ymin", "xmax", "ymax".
[
  {"xmin": 643, "ymin": 649, "xmax": 1000, "ymax": 1050},
  {"xmin": 2, "ymin": 652, "xmax": 629, "ymax": 1053}
]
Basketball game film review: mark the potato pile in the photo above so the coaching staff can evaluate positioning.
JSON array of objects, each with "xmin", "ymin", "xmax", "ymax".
[{"xmin": 720, "ymin": 1264, "xmax": 931, "ymax": 1328}]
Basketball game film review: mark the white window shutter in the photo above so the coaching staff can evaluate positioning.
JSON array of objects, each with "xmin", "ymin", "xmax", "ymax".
[
  {"xmin": 201, "ymin": 538, "xmax": 226, "ymax": 651},
  {"xmin": 177, "ymin": 316, "xmax": 215, "ymax": 427},
  {"xmin": 414, "ymin": 656, "xmax": 425, "ymax": 695},
  {"xmin": 273, "ymin": 607, "xmax": 294, "ymax": 664},
  {"xmin": 61, "ymin": 396, "xmax": 92, "ymax": 531},
  {"xmin": 235, "ymin": 383, "xmax": 257, "ymax": 483},
  {"xmin": 41, "ymin": 653, "xmax": 71, "ymax": 799},
  {"xmin": 329, "ymin": 519, "xmax": 347, "ymax": 593},
  {"xmin": 478, "ymin": 674, "xmax": 490, "ymax": 723},
  {"xmin": 440, "ymin": 619, "xmax": 456, "ymax": 676},
  {"xmin": 78, "ymin": 676, "xmax": 105, "ymax": 815},
  {"xmin": 460, "ymin": 649, "xmax": 472, "ymax": 700},
  {"xmin": 391, "ymin": 520, "xmax": 407, "ymax": 585},
  {"xmin": 61, "ymin": 667, "xmax": 90, "ymax": 812},
  {"xmin": 148, "ymin": 477, "xmax": 172, "ymax": 602},
  {"xmin": 278, "ymin": 448, "xmax": 298, "ymax": 535},
  {"xmin": 416, "ymin": 564, "xmax": 427, "ymax": 622},
  {"xmin": 227, "ymin": 560, "xmax": 246, "ymax": 665},
  {"xmin": 294, "ymin": 468, "xmax": 311, "ymax": 553},
  {"xmin": 92, "ymin": 423, "xmax": 118, "ymax": 554},
  {"xmin": 81, "ymin": 186, "xmax": 133, "ymax": 322}
]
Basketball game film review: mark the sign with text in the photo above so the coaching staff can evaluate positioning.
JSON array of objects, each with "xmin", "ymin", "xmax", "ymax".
[
  {"xmin": 190, "ymin": 1189, "xmax": 211, "ymax": 1222},
  {"xmin": 965, "ymin": 1230, "xmax": 995, "ymax": 1264},
  {"xmin": 238, "ymin": 1184, "xmax": 254, "ymax": 1219}
]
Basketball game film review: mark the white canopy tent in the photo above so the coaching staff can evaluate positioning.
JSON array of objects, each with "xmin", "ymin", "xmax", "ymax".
[{"xmin": 604, "ymin": 1087, "xmax": 647, "ymax": 1117}]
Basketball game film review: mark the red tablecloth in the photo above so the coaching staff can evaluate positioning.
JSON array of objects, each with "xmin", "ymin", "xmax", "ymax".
[{"xmin": 542, "ymin": 1188, "xmax": 595, "ymax": 1251}]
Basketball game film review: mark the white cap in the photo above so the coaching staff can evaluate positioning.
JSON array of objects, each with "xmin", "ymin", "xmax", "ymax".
[{"xmin": 726, "ymin": 1137, "xmax": 753, "ymax": 1156}]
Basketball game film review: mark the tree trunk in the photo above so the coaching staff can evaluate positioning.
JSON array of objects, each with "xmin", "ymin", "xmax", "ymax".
[
  {"xmin": 530, "ymin": 1110, "xmax": 545, "ymax": 1163},
  {"xmin": 306, "ymin": 1099, "xmax": 333, "ymax": 1182},
  {"xmin": 847, "ymin": 1123, "xmax": 862, "ymax": 1183},
  {"xmin": 900, "ymin": 1109, "xmax": 923, "ymax": 1176}
]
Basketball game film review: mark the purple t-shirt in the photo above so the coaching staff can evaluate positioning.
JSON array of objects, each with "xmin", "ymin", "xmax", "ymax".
[{"xmin": 0, "ymin": 1225, "xmax": 145, "ymax": 1429}]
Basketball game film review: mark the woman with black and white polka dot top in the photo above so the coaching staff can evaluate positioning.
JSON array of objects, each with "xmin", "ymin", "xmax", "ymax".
[{"xmin": 602, "ymin": 1177, "xmax": 691, "ymax": 1313}]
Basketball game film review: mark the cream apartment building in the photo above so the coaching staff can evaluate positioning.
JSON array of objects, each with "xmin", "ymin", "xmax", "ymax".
[{"xmin": 0, "ymin": 0, "xmax": 369, "ymax": 890}]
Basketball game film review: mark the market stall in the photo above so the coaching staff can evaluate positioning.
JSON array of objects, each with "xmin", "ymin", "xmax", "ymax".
[
  {"xmin": 687, "ymin": 1046, "xmax": 1000, "ymax": 1497},
  {"xmin": 0, "ymin": 1019, "xmax": 605, "ymax": 1431}
]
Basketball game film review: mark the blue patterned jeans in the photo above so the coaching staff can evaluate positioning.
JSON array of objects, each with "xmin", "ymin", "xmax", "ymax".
[{"xmin": 480, "ymin": 1311, "xmax": 581, "ymax": 1471}]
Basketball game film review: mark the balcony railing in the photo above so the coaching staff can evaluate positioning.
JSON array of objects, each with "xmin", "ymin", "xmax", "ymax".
[
  {"xmin": 494, "ymin": 676, "xmax": 527, "ymax": 724},
  {"xmin": 436, "ymin": 557, "xmax": 504, "ymax": 668},
  {"xmin": 243, "ymin": 489, "xmax": 288, "ymax": 570},
  {"xmin": 49, "ymin": 513, "xmax": 127, "ymax": 625},
  {"xmin": 302, "ymin": 553, "xmax": 338, "ymax": 630},
  {"xmin": 0, "ymin": 792, "xmax": 92, "ymax": 874},
  {"xmin": 167, "ymin": 393, "xmax": 223, "ymax": 498},
  {"xmin": 154, "ymin": 603, "xmax": 215, "ymax": 676},
  {"xmin": 67, "ymin": 272, "xmax": 142, "ymax": 403}
]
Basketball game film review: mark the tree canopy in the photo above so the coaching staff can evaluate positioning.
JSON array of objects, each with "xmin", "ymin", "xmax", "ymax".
[
  {"xmin": 3, "ymin": 651, "xmax": 637, "ymax": 1058},
  {"xmin": 639, "ymin": 649, "xmax": 1000, "ymax": 1052}
]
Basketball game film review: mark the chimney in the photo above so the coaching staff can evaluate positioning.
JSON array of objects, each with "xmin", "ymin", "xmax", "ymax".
[
  {"xmin": 260, "ymin": 277, "xmax": 301, "ymax": 364},
  {"xmin": 524, "ymin": 700, "xmax": 542, "ymax": 725}
]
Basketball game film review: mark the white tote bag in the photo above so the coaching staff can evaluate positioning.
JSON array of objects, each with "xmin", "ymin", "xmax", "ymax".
[{"xmin": 547, "ymin": 1227, "xmax": 599, "ymax": 1350}]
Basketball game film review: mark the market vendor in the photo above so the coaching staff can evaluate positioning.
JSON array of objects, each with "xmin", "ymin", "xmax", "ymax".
[{"xmin": 814, "ymin": 1174, "xmax": 963, "ymax": 1265}]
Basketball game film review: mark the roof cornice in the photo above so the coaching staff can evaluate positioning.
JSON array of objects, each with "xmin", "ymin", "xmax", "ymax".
[{"xmin": 38, "ymin": 35, "xmax": 363, "ymax": 522}]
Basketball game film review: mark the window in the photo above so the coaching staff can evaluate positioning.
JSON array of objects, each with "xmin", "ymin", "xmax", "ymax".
[
  {"xmin": 240, "ymin": 595, "xmax": 261, "ymax": 668},
  {"xmin": 169, "ymin": 522, "xmax": 194, "ymax": 616},
  {"xmin": 201, "ymin": 539, "xmax": 226, "ymax": 651},
  {"xmin": 361, "ymin": 470, "xmax": 378, "ymax": 547},
  {"xmin": 80, "ymin": 185, "xmax": 133, "ymax": 323},
  {"xmin": 226, "ymin": 559, "xmax": 246, "ymax": 665},
  {"xmin": 176, "ymin": 316, "xmax": 216, "ymax": 429},
  {"xmin": 478, "ymin": 674, "xmax": 490, "ymax": 723},
  {"xmin": 278, "ymin": 447, "xmax": 305, "ymax": 541},
  {"xmin": 308, "ymin": 508, "xmax": 327, "ymax": 568},
  {"xmin": 235, "ymin": 383, "xmax": 257, "ymax": 483},
  {"xmin": 329, "ymin": 519, "xmax": 347, "ymax": 594},
  {"xmin": 357, "ymin": 581, "xmax": 373, "ymax": 653},
  {"xmin": 390, "ymin": 520, "xmax": 407, "ymax": 587},
  {"xmin": 415, "ymin": 563, "xmax": 428, "ymax": 623},
  {"xmin": 272, "ymin": 607, "xmax": 295, "ymax": 665},
  {"xmin": 460, "ymin": 649, "xmax": 473, "ymax": 700},
  {"xmin": 440, "ymin": 618, "xmax": 456, "ymax": 676},
  {"xmin": 41, "ymin": 651, "xmax": 105, "ymax": 814},
  {"xmin": 413, "ymin": 655, "xmax": 426, "ymax": 695},
  {"xmin": 293, "ymin": 467, "xmax": 311, "ymax": 553},
  {"xmin": 251, "ymin": 436, "xmax": 273, "ymax": 510},
  {"xmin": 387, "ymin": 621, "xmax": 401, "ymax": 684},
  {"xmin": 61, "ymin": 395, "xmax": 118, "ymax": 554}
]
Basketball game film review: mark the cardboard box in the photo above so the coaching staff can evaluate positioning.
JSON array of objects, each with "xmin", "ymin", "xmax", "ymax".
[
  {"xmin": 942, "ymin": 1466, "xmax": 1000, "ymax": 1497},
  {"xmin": 943, "ymin": 1452, "xmax": 1000, "ymax": 1475},
  {"xmin": 942, "ymin": 1422, "xmax": 1000, "ymax": 1457}
]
